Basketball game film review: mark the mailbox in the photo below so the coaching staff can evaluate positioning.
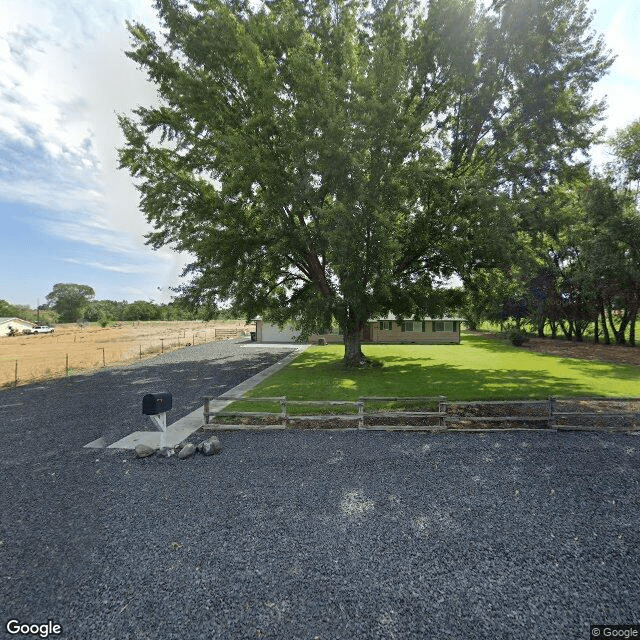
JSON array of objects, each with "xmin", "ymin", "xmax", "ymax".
[{"xmin": 142, "ymin": 393, "xmax": 173, "ymax": 415}]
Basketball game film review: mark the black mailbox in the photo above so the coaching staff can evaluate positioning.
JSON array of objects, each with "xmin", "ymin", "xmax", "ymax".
[{"xmin": 142, "ymin": 393, "xmax": 173, "ymax": 415}]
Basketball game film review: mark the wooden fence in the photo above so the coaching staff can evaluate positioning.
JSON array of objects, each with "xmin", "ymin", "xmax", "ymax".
[
  {"xmin": 1, "ymin": 328, "xmax": 249, "ymax": 388},
  {"xmin": 202, "ymin": 395, "xmax": 640, "ymax": 431}
]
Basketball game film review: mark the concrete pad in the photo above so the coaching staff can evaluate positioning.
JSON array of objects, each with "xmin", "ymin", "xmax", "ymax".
[
  {"xmin": 104, "ymin": 346, "xmax": 307, "ymax": 450},
  {"xmin": 220, "ymin": 346, "xmax": 307, "ymax": 399},
  {"xmin": 84, "ymin": 437, "xmax": 106, "ymax": 449},
  {"xmin": 240, "ymin": 343, "xmax": 303, "ymax": 348}
]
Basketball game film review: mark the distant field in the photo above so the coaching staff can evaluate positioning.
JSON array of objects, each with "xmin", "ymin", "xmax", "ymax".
[{"xmin": 0, "ymin": 320, "xmax": 254, "ymax": 388}]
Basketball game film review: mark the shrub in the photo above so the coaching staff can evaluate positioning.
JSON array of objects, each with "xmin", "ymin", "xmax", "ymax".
[{"xmin": 509, "ymin": 330, "xmax": 529, "ymax": 346}]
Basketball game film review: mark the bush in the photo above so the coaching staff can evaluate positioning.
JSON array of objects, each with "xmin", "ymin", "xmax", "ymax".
[{"xmin": 509, "ymin": 330, "xmax": 529, "ymax": 346}]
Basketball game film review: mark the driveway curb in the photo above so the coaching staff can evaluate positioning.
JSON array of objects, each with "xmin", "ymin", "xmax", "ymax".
[{"xmin": 93, "ymin": 345, "xmax": 307, "ymax": 450}]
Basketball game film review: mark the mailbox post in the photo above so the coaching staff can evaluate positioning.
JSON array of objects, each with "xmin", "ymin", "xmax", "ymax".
[{"xmin": 142, "ymin": 393, "xmax": 173, "ymax": 448}]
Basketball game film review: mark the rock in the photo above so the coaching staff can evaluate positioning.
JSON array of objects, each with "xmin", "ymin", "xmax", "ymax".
[
  {"xmin": 178, "ymin": 443, "xmax": 196, "ymax": 459},
  {"xmin": 201, "ymin": 436, "xmax": 222, "ymax": 456},
  {"xmin": 156, "ymin": 446, "xmax": 175, "ymax": 458},
  {"xmin": 134, "ymin": 444, "xmax": 156, "ymax": 458}
]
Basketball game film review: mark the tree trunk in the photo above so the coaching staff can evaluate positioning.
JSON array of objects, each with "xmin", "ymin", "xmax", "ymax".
[
  {"xmin": 343, "ymin": 328, "xmax": 366, "ymax": 367},
  {"xmin": 594, "ymin": 314, "xmax": 599, "ymax": 344},
  {"xmin": 599, "ymin": 298, "xmax": 610, "ymax": 345},
  {"xmin": 559, "ymin": 320, "xmax": 573, "ymax": 341},
  {"xmin": 574, "ymin": 322, "xmax": 583, "ymax": 342},
  {"xmin": 537, "ymin": 316, "xmax": 545, "ymax": 338},
  {"xmin": 607, "ymin": 305, "xmax": 628, "ymax": 345},
  {"xmin": 628, "ymin": 305, "xmax": 637, "ymax": 347},
  {"xmin": 549, "ymin": 320, "xmax": 558, "ymax": 339}
]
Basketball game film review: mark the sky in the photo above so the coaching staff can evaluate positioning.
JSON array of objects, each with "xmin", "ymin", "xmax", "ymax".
[{"xmin": 0, "ymin": 0, "xmax": 639, "ymax": 308}]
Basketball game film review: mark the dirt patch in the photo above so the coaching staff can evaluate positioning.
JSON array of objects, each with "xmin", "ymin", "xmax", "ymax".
[{"xmin": 0, "ymin": 320, "xmax": 254, "ymax": 387}]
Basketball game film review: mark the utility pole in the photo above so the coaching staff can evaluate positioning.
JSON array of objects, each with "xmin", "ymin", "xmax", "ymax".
[{"xmin": 37, "ymin": 298, "xmax": 40, "ymax": 321}]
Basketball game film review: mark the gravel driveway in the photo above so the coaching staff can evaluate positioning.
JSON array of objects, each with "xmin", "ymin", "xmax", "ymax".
[{"xmin": 1, "ymin": 340, "xmax": 639, "ymax": 639}]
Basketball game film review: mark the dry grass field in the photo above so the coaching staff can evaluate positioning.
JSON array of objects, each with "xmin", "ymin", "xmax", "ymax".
[{"xmin": 0, "ymin": 320, "xmax": 254, "ymax": 388}]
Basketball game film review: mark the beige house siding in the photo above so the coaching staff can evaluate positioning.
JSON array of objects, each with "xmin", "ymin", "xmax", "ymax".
[
  {"xmin": 256, "ymin": 319, "xmax": 461, "ymax": 344},
  {"xmin": 368, "ymin": 320, "xmax": 459, "ymax": 344}
]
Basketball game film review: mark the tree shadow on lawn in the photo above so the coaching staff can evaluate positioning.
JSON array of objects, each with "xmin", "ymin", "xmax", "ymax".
[
  {"xmin": 459, "ymin": 333, "xmax": 518, "ymax": 353},
  {"xmin": 364, "ymin": 359, "xmax": 604, "ymax": 401},
  {"xmin": 274, "ymin": 358, "xmax": 608, "ymax": 401},
  {"xmin": 462, "ymin": 334, "xmax": 638, "ymax": 384},
  {"xmin": 463, "ymin": 332, "xmax": 639, "ymax": 375},
  {"xmin": 549, "ymin": 357, "xmax": 640, "ymax": 382}
]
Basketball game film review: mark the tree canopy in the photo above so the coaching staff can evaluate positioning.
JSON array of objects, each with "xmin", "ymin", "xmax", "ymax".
[
  {"xmin": 45, "ymin": 284, "xmax": 96, "ymax": 323},
  {"xmin": 119, "ymin": 0, "xmax": 612, "ymax": 365},
  {"xmin": 609, "ymin": 118, "xmax": 640, "ymax": 197}
]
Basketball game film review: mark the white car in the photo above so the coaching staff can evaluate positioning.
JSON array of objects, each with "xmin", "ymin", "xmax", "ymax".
[{"xmin": 32, "ymin": 325, "xmax": 54, "ymax": 334}]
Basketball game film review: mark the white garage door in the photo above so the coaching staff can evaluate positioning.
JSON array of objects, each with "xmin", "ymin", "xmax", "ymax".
[{"xmin": 260, "ymin": 323, "xmax": 300, "ymax": 343}]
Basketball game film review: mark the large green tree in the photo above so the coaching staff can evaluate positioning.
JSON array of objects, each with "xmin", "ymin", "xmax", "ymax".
[
  {"xmin": 45, "ymin": 284, "xmax": 95, "ymax": 323},
  {"xmin": 119, "ymin": 0, "xmax": 611, "ymax": 365}
]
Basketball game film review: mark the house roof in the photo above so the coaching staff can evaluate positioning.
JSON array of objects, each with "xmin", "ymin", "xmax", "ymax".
[
  {"xmin": 370, "ymin": 314, "xmax": 464, "ymax": 322},
  {"xmin": 255, "ymin": 315, "xmax": 464, "ymax": 324},
  {"xmin": 0, "ymin": 317, "xmax": 35, "ymax": 325}
]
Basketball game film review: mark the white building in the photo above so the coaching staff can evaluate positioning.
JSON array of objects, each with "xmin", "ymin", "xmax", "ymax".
[{"xmin": 0, "ymin": 317, "xmax": 35, "ymax": 337}]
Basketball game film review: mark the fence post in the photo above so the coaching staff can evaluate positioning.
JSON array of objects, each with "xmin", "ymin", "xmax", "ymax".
[
  {"xmin": 66, "ymin": 354, "xmax": 69, "ymax": 377},
  {"xmin": 548, "ymin": 396, "xmax": 556, "ymax": 429},
  {"xmin": 204, "ymin": 397, "xmax": 210, "ymax": 425},
  {"xmin": 14, "ymin": 360, "xmax": 18, "ymax": 387},
  {"xmin": 280, "ymin": 397, "xmax": 287, "ymax": 428},
  {"xmin": 357, "ymin": 401, "xmax": 364, "ymax": 428},
  {"xmin": 438, "ymin": 398, "xmax": 447, "ymax": 428}
]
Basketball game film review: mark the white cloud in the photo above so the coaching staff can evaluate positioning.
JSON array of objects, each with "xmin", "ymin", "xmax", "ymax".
[
  {"xmin": 604, "ymin": 1, "xmax": 640, "ymax": 83},
  {"xmin": 592, "ymin": 0, "xmax": 640, "ymax": 135},
  {"xmin": 0, "ymin": 0, "xmax": 189, "ymax": 302},
  {"xmin": 62, "ymin": 257, "xmax": 152, "ymax": 273}
]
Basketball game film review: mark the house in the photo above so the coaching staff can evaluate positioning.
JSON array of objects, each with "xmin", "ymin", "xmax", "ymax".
[
  {"xmin": 364, "ymin": 315, "xmax": 462, "ymax": 344},
  {"xmin": 255, "ymin": 314, "xmax": 462, "ymax": 344},
  {"xmin": 0, "ymin": 317, "xmax": 35, "ymax": 337}
]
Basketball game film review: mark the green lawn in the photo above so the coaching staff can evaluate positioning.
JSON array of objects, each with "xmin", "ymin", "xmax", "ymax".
[{"xmin": 240, "ymin": 333, "xmax": 638, "ymax": 409}]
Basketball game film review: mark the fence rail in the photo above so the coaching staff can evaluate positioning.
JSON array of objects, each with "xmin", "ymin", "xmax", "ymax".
[
  {"xmin": 202, "ymin": 395, "xmax": 640, "ymax": 431},
  {"xmin": 1, "ymin": 327, "xmax": 249, "ymax": 388}
]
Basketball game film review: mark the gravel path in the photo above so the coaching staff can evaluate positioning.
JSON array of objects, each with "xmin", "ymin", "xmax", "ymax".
[
  {"xmin": 0, "ymin": 338, "xmax": 295, "ymax": 450},
  {"xmin": 1, "ymin": 342, "xmax": 639, "ymax": 639}
]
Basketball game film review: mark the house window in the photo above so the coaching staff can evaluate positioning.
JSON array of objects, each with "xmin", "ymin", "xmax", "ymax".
[
  {"xmin": 402, "ymin": 321, "xmax": 424, "ymax": 332},
  {"xmin": 379, "ymin": 320, "xmax": 393, "ymax": 331},
  {"xmin": 433, "ymin": 321, "xmax": 456, "ymax": 332}
]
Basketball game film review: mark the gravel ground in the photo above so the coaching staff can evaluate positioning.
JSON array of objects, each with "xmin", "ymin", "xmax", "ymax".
[
  {"xmin": 0, "ymin": 338, "xmax": 295, "ymax": 449},
  {"xmin": 1, "ymin": 341, "xmax": 640, "ymax": 639}
]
